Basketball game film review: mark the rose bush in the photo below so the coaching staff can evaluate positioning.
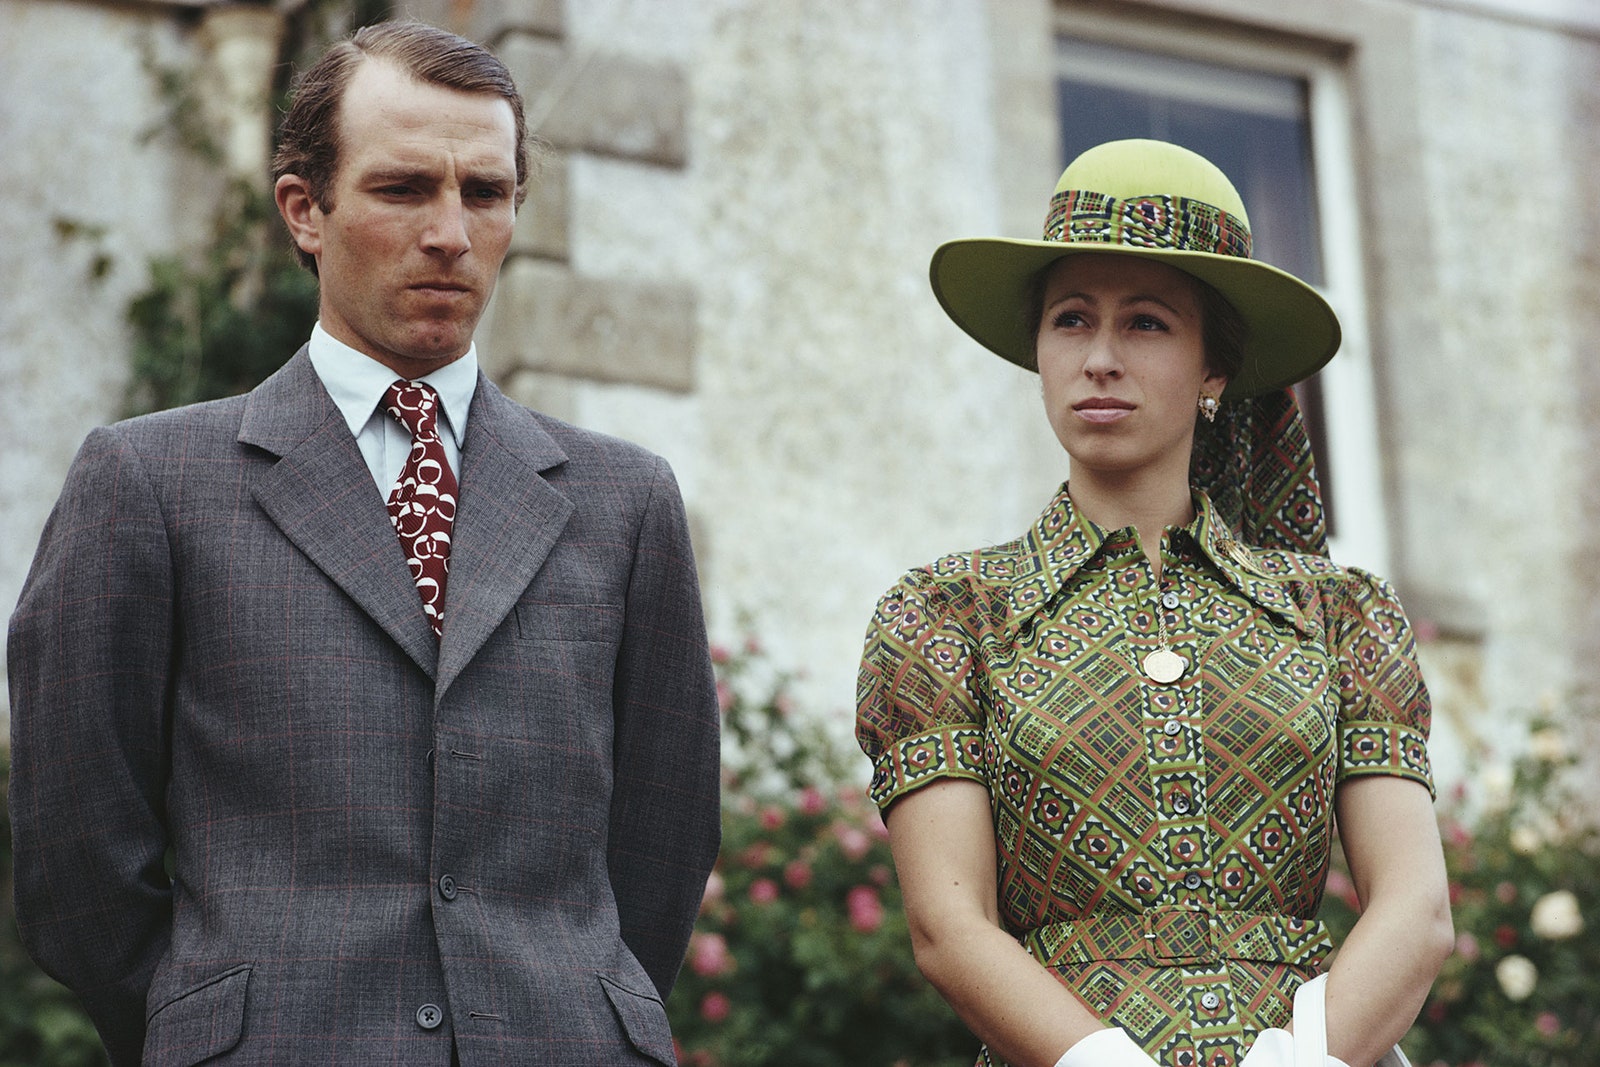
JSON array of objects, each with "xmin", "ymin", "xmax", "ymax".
[
  {"xmin": 666, "ymin": 639, "xmax": 975, "ymax": 1067},
  {"xmin": 1321, "ymin": 719, "xmax": 1600, "ymax": 1067}
]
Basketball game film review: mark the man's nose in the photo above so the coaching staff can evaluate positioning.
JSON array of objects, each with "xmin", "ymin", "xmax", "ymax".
[{"xmin": 421, "ymin": 197, "xmax": 471, "ymax": 257}]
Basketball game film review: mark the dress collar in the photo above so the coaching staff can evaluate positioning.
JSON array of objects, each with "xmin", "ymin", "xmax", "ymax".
[{"xmin": 1001, "ymin": 483, "xmax": 1317, "ymax": 639}]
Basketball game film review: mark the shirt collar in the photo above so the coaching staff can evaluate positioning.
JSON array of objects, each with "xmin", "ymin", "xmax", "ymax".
[
  {"xmin": 1001, "ymin": 483, "xmax": 1316, "ymax": 638},
  {"xmin": 307, "ymin": 322, "xmax": 478, "ymax": 449}
]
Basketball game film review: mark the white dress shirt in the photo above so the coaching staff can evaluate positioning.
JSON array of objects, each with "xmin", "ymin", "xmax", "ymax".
[{"xmin": 305, "ymin": 322, "xmax": 478, "ymax": 498}]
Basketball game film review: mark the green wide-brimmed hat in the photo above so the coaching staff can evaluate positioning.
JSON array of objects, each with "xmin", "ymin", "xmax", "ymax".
[{"xmin": 929, "ymin": 138, "xmax": 1340, "ymax": 399}]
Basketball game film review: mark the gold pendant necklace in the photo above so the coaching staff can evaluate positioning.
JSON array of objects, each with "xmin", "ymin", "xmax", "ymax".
[{"xmin": 1142, "ymin": 583, "xmax": 1186, "ymax": 684}]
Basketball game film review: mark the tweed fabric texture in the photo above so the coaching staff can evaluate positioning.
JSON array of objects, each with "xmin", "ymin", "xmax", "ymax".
[
  {"xmin": 1043, "ymin": 190, "xmax": 1253, "ymax": 258},
  {"xmin": 856, "ymin": 487, "xmax": 1432, "ymax": 1067},
  {"xmin": 8, "ymin": 351, "xmax": 721, "ymax": 1066}
]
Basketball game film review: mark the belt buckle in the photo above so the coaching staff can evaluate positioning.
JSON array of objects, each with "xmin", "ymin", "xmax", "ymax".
[{"xmin": 1142, "ymin": 904, "xmax": 1213, "ymax": 965}]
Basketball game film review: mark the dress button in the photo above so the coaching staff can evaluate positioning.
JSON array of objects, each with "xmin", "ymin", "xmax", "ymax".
[
  {"xmin": 1163, "ymin": 720, "xmax": 1182, "ymax": 736},
  {"xmin": 416, "ymin": 1003, "xmax": 443, "ymax": 1030},
  {"xmin": 438, "ymin": 874, "xmax": 458, "ymax": 901},
  {"xmin": 1172, "ymin": 794, "xmax": 1192, "ymax": 814},
  {"xmin": 1200, "ymin": 991, "xmax": 1221, "ymax": 1011},
  {"xmin": 1161, "ymin": 591, "xmax": 1180, "ymax": 610},
  {"xmin": 1184, "ymin": 872, "xmax": 1203, "ymax": 890}
]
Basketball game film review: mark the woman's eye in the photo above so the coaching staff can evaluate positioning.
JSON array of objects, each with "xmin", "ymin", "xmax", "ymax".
[
  {"xmin": 1130, "ymin": 314, "xmax": 1167, "ymax": 332},
  {"xmin": 1051, "ymin": 310, "xmax": 1085, "ymax": 329}
]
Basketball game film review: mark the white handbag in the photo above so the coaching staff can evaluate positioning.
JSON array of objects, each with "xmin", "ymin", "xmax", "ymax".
[{"xmin": 1292, "ymin": 974, "xmax": 1412, "ymax": 1067}]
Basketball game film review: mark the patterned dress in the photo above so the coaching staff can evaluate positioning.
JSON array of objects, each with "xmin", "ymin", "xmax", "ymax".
[{"xmin": 856, "ymin": 484, "xmax": 1433, "ymax": 1067}]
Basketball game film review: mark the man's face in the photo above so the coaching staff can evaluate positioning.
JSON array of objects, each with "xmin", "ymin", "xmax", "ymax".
[{"xmin": 280, "ymin": 58, "xmax": 518, "ymax": 378}]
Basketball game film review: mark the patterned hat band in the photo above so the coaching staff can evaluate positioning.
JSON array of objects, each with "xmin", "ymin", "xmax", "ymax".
[{"xmin": 1042, "ymin": 190, "xmax": 1253, "ymax": 259}]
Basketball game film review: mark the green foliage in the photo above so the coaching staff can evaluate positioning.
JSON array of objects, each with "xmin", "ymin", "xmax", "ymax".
[
  {"xmin": 0, "ymin": 753, "xmax": 108, "ymax": 1067},
  {"xmin": 122, "ymin": 179, "xmax": 319, "ymax": 416},
  {"xmin": 1320, "ymin": 722, "xmax": 1600, "ymax": 1067},
  {"xmin": 666, "ymin": 639, "xmax": 977, "ymax": 1067}
]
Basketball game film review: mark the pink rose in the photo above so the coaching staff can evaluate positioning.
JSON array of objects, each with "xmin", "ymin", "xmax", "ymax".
[
  {"xmin": 799, "ymin": 786, "xmax": 828, "ymax": 816},
  {"xmin": 759, "ymin": 806, "xmax": 785, "ymax": 831},
  {"xmin": 689, "ymin": 932, "xmax": 733, "ymax": 978},
  {"xmin": 847, "ymin": 885, "xmax": 884, "ymax": 933},
  {"xmin": 710, "ymin": 643, "xmax": 732, "ymax": 665},
  {"xmin": 749, "ymin": 878, "xmax": 779, "ymax": 905},
  {"xmin": 1454, "ymin": 932, "xmax": 1480, "ymax": 962},
  {"xmin": 783, "ymin": 860, "xmax": 813, "ymax": 890},
  {"xmin": 1535, "ymin": 1012, "xmax": 1561, "ymax": 1037},
  {"xmin": 700, "ymin": 991, "xmax": 731, "ymax": 1024},
  {"xmin": 715, "ymin": 680, "xmax": 734, "ymax": 713},
  {"xmin": 836, "ymin": 825, "xmax": 872, "ymax": 861}
]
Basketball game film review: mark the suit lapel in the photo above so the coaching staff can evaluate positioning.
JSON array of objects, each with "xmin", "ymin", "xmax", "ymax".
[
  {"xmin": 240, "ymin": 350, "xmax": 440, "ymax": 676},
  {"xmin": 436, "ymin": 375, "xmax": 573, "ymax": 697}
]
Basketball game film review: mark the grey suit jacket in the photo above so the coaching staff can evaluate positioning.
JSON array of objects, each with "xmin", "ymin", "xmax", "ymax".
[{"xmin": 7, "ymin": 350, "xmax": 721, "ymax": 1066}]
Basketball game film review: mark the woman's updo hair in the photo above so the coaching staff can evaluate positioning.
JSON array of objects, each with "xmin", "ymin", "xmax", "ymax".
[{"xmin": 1025, "ymin": 258, "xmax": 1248, "ymax": 383}]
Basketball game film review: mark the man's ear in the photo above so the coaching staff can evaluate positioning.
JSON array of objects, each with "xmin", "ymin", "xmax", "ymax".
[{"xmin": 275, "ymin": 174, "xmax": 322, "ymax": 259}]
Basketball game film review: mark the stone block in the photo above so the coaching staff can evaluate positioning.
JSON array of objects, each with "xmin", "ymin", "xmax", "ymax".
[
  {"xmin": 538, "ymin": 55, "xmax": 688, "ymax": 167},
  {"xmin": 512, "ymin": 150, "xmax": 569, "ymax": 261},
  {"xmin": 393, "ymin": 0, "xmax": 562, "ymax": 47},
  {"xmin": 488, "ymin": 258, "xmax": 697, "ymax": 392},
  {"xmin": 498, "ymin": 31, "xmax": 568, "ymax": 114},
  {"xmin": 501, "ymin": 368, "xmax": 579, "ymax": 423}
]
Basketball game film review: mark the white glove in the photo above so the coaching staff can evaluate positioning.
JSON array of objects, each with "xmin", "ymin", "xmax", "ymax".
[
  {"xmin": 1052, "ymin": 1027, "xmax": 1160, "ymax": 1067},
  {"xmin": 1238, "ymin": 1024, "xmax": 1351, "ymax": 1067}
]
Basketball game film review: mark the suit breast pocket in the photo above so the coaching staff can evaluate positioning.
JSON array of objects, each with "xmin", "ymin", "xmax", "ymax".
[{"xmin": 513, "ymin": 600, "xmax": 622, "ymax": 644}]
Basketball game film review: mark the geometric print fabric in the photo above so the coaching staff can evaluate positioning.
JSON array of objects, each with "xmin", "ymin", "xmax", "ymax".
[{"xmin": 856, "ymin": 485, "xmax": 1434, "ymax": 1067}]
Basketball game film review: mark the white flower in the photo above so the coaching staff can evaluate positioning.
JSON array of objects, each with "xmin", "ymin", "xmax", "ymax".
[
  {"xmin": 1510, "ymin": 824, "xmax": 1543, "ymax": 856},
  {"xmin": 1528, "ymin": 727, "xmax": 1569, "ymax": 764},
  {"xmin": 1530, "ymin": 889, "xmax": 1584, "ymax": 940},
  {"xmin": 1480, "ymin": 763, "xmax": 1514, "ymax": 812},
  {"xmin": 1495, "ymin": 955, "xmax": 1538, "ymax": 1002}
]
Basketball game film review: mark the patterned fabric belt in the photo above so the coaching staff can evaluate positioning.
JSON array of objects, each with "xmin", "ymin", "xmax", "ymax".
[
  {"xmin": 1021, "ymin": 906, "xmax": 1332, "ymax": 968},
  {"xmin": 1042, "ymin": 190, "xmax": 1253, "ymax": 258}
]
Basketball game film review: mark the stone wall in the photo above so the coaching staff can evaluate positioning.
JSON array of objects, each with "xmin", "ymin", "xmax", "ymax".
[{"xmin": 4, "ymin": 0, "xmax": 1599, "ymax": 783}]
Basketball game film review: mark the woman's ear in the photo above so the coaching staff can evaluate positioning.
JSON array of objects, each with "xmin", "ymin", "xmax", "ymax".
[{"xmin": 275, "ymin": 174, "xmax": 323, "ymax": 260}]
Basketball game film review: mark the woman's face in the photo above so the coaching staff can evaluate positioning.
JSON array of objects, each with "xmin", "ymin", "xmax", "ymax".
[{"xmin": 1035, "ymin": 254, "xmax": 1228, "ymax": 483}]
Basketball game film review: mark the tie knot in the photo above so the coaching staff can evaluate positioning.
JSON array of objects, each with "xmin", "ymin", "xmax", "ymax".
[{"xmin": 384, "ymin": 381, "xmax": 441, "ymax": 440}]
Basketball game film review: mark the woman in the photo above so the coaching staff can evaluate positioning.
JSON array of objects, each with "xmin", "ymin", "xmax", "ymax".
[{"xmin": 856, "ymin": 140, "xmax": 1453, "ymax": 1067}]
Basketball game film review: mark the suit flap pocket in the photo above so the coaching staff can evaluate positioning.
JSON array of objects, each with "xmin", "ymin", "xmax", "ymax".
[
  {"xmin": 146, "ymin": 963, "xmax": 251, "ymax": 1066},
  {"xmin": 599, "ymin": 974, "xmax": 675, "ymax": 1065}
]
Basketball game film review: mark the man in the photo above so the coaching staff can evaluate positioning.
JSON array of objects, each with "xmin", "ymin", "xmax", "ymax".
[{"xmin": 7, "ymin": 21, "xmax": 720, "ymax": 1066}]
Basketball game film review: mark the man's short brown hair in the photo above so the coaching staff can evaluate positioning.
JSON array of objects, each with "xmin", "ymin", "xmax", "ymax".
[{"xmin": 272, "ymin": 20, "xmax": 531, "ymax": 272}]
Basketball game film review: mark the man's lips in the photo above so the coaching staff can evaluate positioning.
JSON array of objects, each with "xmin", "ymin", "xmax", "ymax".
[{"xmin": 1073, "ymin": 396, "xmax": 1135, "ymax": 424}]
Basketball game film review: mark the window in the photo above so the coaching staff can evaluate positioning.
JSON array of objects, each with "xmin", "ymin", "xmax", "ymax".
[{"xmin": 1056, "ymin": 22, "xmax": 1388, "ymax": 572}]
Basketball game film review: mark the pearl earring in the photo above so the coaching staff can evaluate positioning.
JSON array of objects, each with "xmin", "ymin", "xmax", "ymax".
[{"xmin": 1198, "ymin": 395, "xmax": 1220, "ymax": 423}]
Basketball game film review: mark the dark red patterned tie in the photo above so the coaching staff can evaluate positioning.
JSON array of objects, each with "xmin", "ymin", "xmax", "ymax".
[{"xmin": 383, "ymin": 381, "xmax": 458, "ymax": 640}]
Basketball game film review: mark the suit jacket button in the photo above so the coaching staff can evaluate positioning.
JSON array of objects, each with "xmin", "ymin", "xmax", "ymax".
[
  {"xmin": 416, "ymin": 1003, "xmax": 444, "ymax": 1030},
  {"xmin": 438, "ymin": 874, "xmax": 458, "ymax": 901}
]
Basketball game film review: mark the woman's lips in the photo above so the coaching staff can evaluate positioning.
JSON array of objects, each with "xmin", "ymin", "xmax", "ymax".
[{"xmin": 1073, "ymin": 397, "xmax": 1134, "ymax": 424}]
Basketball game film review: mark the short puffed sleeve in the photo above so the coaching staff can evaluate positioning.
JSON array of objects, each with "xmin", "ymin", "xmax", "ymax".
[
  {"xmin": 855, "ymin": 569, "xmax": 989, "ymax": 811},
  {"xmin": 1325, "ymin": 567, "xmax": 1435, "ymax": 795}
]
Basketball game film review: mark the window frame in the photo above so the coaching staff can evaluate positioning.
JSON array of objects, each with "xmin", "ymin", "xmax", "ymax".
[{"xmin": 1054, "ymin": 8, "xmax": 1390, "ymax": 573}]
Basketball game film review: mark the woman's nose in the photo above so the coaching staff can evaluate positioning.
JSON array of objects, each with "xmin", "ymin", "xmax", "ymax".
[{"xmin": 1081, "ymin": 335, "xmax": 1123, "ymax": 379}]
